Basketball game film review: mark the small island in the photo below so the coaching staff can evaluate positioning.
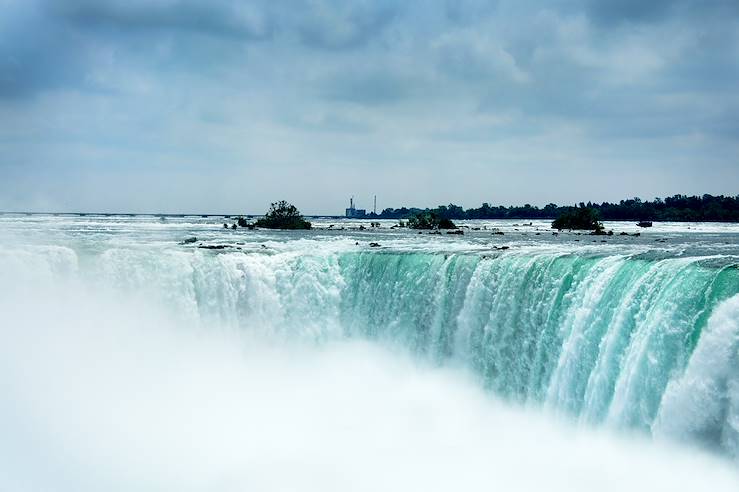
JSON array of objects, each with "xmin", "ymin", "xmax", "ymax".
[
  {"xmin": 407, "ymin": 211, "xmax": 457, "ymax": 230},
  {"xmin": 552, "ymin": 207, "xmax": 605, "ymax": 232},
  {"xmin": 254, "ymin": 201, "xmax": 311, "ymax": 230}
]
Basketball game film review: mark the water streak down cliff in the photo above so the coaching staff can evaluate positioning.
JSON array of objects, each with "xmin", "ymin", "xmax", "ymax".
[{"xmin": 3, "ymin": 244, "xmax": 739, "ymax": 458}]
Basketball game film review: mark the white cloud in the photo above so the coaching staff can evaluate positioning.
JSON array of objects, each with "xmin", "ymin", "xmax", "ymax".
[{"xmin": 0, "ymin": 0, "xmax": 737, "ymax": 212}]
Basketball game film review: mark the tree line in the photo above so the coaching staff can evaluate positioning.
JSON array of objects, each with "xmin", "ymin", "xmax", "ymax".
[{"xmin": 371, "ymin": 194, "xmax": 739, "ymax": 222}]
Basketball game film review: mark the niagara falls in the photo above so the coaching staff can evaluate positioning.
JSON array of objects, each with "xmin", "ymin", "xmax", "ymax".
[
  {"xmin": 2, "ymin": 215, "xmax": 739, "ymax": 490},
  {"xmin": 2, "ymin": 0, "xmax": 739, "ymax": 490}
]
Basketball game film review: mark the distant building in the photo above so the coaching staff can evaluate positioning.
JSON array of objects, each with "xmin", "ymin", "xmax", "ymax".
[{"xmin": 345, "ymin": 197, "xmax": 366, "ymax": 218}]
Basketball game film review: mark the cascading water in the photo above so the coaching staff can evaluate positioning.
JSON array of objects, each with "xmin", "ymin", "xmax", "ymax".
[
  {"xmin": 2, "ymin": 215, "xmax": 739, "ymax": 490},
  {"xmin": 3, "ymin": 232, "xmax": 737, "ymax": 459}
]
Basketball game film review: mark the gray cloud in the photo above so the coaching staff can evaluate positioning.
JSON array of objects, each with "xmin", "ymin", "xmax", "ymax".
[
  {"xmin": 321, "ymin": 69, "xmax": 413, "ymax": 106},
  {"xmin": 584, "ymin": 0, "xmax": 677, "ymax": 25},
  {"xmin": 54, "ymin": 0, "xmax": 274, "ymax": 40},
  {"xmin": 0, "ymin": 2, "xmax": 89, "ymax": 99},
  {"xmin": 585, "ymin": 0, "xmax": 739, "ymax": 25},
  {"xmin": 0, "ymin": 0, "xmax": 737, "ymax": 212},
  {"xmin": 296, "ymin": 1, "xmax": 400, "ymax": 50}
]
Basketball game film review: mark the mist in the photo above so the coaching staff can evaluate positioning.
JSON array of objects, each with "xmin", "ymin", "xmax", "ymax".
[{"xmin": 1, "ymin": 276, "xmax": 738, "ymax": 491}]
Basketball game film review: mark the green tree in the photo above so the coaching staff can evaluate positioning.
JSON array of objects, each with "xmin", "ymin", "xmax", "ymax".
[
  {"xmin": 407, "ymin": 211, "xmax": 457, "ymax": 229},
  {"xmin": 255, "ymin": 201, "xmax": 311, "ymax": 229},
  {"xmin": 552, "ymin": 207, "xmax": 604, "ymax": 231}
]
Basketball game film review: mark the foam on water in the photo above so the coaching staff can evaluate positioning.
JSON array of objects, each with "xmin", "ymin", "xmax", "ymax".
[
  {"xmin": 1, "ymin": 215, "xmax": 739, "ymax": 489},
  {"xmin": 653, "ymin": 294, "xmax": 739, "ymax": 455},
  {"xmin": 1, "ymin": 281, "xmax": 738, "ymax": 491}
]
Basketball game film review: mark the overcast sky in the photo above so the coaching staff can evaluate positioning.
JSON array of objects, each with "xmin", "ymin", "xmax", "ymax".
[{"xmin": 1, "ymin": 0, "xmax": 737, "ymax": 214}]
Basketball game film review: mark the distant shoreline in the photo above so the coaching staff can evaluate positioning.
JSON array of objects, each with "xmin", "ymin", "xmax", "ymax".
[
  {"xmin": 2, "ymin": 194, "xmax": 739, "ymax": 223},
  {"xmin": 2, "ymin": 211, "xmax": 739, "ymax": 224},
  {"xmin": 366, "ymin": 195, "xmax": 739, "ymax": 223}
]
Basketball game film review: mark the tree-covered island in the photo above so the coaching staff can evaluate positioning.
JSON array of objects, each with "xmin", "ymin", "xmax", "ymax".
[{"xmin": 254, "ymin": 201, "xmax": 312, "ymax": 229}]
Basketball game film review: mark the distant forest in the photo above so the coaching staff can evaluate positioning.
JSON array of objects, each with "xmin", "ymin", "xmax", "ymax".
[{"xmin": 370, "ymin": 194, "xmax": 739, "ymax": 222}]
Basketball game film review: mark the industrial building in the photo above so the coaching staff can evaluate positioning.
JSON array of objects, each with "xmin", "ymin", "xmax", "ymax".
[{"xmin": 345, "ymin": 197, "xmax": 366, "ymax": 218}]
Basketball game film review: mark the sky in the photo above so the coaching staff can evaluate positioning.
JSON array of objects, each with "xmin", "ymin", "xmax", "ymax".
[{"xmin": 0, "ymin": 0, "xmax": 737, "ymax": 214}]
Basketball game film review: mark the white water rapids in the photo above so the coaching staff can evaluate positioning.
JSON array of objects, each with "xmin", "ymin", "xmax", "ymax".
[{"xmin": 1, "ymin": 215, "xmax": 738, "ymax": 491}]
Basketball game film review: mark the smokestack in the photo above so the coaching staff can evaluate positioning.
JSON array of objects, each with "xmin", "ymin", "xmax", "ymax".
[{"xmin": 374, "ymin": 195, "xmax": 377, "ymax": 215}]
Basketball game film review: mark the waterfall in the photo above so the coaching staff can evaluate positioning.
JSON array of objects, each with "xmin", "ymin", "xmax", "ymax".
[{"xmin": 2, "ymin": 244, "xmax": 738, "ymax": 458}]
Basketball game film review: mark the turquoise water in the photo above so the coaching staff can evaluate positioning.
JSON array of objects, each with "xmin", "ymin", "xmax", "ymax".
[
  {"xmin": 336, "ymin": 251, "xmax": 738, "ymax": 445},
  {"xmin": 2, "ymin": 214, "xmax": 739, "ymax": 466}
]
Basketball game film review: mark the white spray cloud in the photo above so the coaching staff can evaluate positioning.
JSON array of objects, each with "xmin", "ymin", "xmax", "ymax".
[{"xmin": 1, "ymin": 276, "xmax": 738, "ymax": 491}]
